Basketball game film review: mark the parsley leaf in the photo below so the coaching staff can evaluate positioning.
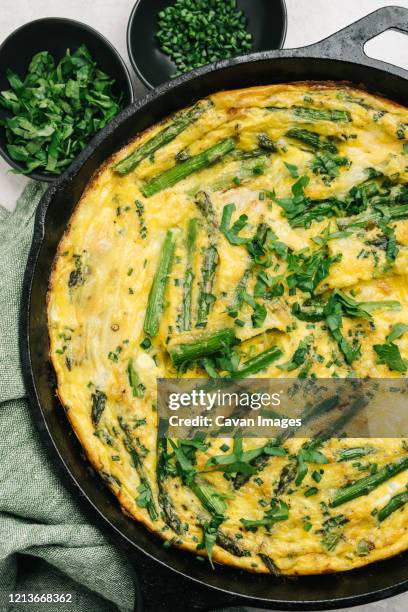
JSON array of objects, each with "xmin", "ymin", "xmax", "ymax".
[
  {"xmin": 254, "ymin": 272, "xmax": 284, "ymax": 299},
  {"xmin": 311, "ymin": 151, "xmax": 350, "ymax": 184},
  {"xmin": 220, "ymin": 203, "xmax": 250, "ymax": 245},
  {"xmin": 325, "ymin": 299, "xmax": 361, "ymax": 364},
  {"xmin": 277, "ymin": 337, "xmax": 312, "ymax": 372},
  {"xmin": 242, "ymin": 292, "xmax": 267, "ymax": 328},
  {"xmin": 387, "ymin": 323, "xmax": 408, "ymax": 342},
  {"xmin": 287, "ymin": 248, "xmax": 340, "ymax": 295},
  {"xmin": 240, "ymin": 498, "xmax": 289, "ymax": 532},
  {"xmin": 373, "ymin": 342, "xmax": 408, "ymax": 373},
  {"xmin": 284, "ymin": 161, "xmax": 299, "ymax": 178},
  {"xmin": 136, "ymin": 479, "xmax": 158, "ymax": 520},
  {"xmin": 205, "ymin": 439, "xmax": 286, "ymax": 476},
  {"xmin": 197, "ymin": 516, "xmax": 223, "ymax": 569},
  {"xmin": 295, "ymin": 441, "xmax": 329, "ymax": 486}
]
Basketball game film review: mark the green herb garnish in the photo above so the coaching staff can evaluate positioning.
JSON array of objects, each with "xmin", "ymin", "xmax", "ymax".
[
  {"xmin": 284, "ymin": 162, "xmax": 299, "ymax": 178},
  {"xmin": 0, "ymin": 45, "xmax": 122, "ymax": 175},
  {"xmin": 240, "ymin": 498, "xmax": 289, "ymax": 531},
  {"xmin": 387, "ymin": 323, "xmax": 408, "ymax": 343},
  {"xmin": 156, "ymin": 0, "xmax": 252, "ymax": 77},
  {"xmin": 373, "ymin": 342, "xmax": 408, "ymax": 373},
  {"xmin": 127, "ymin": 359, "xmax": 145, "ymax": 398}
]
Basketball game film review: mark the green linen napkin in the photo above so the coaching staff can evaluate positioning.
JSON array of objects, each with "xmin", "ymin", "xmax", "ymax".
[{"xmin": 0, "ymin": 182, "xmax": 135, "ymax": 612}]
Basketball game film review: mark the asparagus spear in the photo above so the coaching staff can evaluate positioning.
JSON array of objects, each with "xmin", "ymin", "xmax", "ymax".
[
  {"xmin": 378, "ymin": 489, "xmax": 408, "ymax": 522},
  {"xmin": 275, "ymin": 461, "xmax": 298, "ymax": 496},
  {"xmin": 233, "ymin": 453, "xmax": 272, "ymax": 490},
  {"xmin": 166, "ymin": 440, "xmax": 253, "ymax": 561},
  {"xmin": 180, "ymin": 218, "xmax": 198, "ymax": 332},
  {"xmin": 113, "ymin": 100, "xmax": 211, "ymax": 175},
  {"xmin": 361, "ymin": 300, "xmax": 401, "ymax": 313},
  {"xmin": 216, "ymin": 531, "xmax": 251, "ymax": 557},
  {"xmin": 231, "ymin": 346, "xmax": 283, "ymax": 379},
  {"xmin": 208, "ymin": 154, "xmax": 269, "ymax": 192},
  {"xmin": 194, "ymin": 191, "xmax": 219, "ymax": 327},
  {"xmin": 169, "ymin": 328, "xmax": 236, "ymax": 367},
  {"xmin": 196, "ymin": 245, "xmax": 219, "ymax": 327},
  {"xmin": 119, "ymin": 418, "xmax": 158, "ymax": 521},
  {"xmin": 338, "ymin": 447, "xmax": 374, "ymax": 462},
  {"xmin": 267, "ymin": 106, "xmax": 351, "ymax": 122},
  {"xmin": 169, "ymin": 440, "xmax": 227, "ymax": 517},
  {"xmin": 157, "ymin": 439, "xmax": 187, "ymax": 535},
  {"xmin": 136, "ymin": 478, "xmax": 159, "ymax": 522},
  {"xmin": 337, "ymin": 203, "xmax": 408, "ymax": 229},
  {"xmin": 190, "ymin": 478, "xmax": 227, "ymax": 516},
  {"xmin": 293, "ymin": 106, "xmax": 352, "ymax": 123},
  {"xmin": 331, "ymin": 456, "xmax": 408, "ymax": 507},
  {"xmin": 258, "ymin": 133, "xmax": 277, "ymax": 152},
  {"xmin": 275, "ymin": 438, "xmax": 327, "ymax": 494},
  {"xmin": 234, "ymin": 393, "xmax": 367, "ymax": 491},
  {"xmin": 91, "ymin": 390, "xmax": 106, "ymax": 426},
  {"xmin": 163, "ymin": 437, "xmax": 260, "ymax": 544},
  {"xmin": 259, "ymin": 553, "xmax": 280, "ymax": 575},
  {"xmin": 286, "ymin": 128, "xmax": 338, "ymax": 153},
  {"xmin": 159, "ymin": 490, "xmax": 186, "ymax": 534},
  {"xmin": 314, "ymin": 393, "xmax": 369, "ymax": 441},
  {"xmin": 227, "ymin": 267, "xmax": 253, "ymax": 318},
  {"xmin": 141, "ymin": 138, "xmax": 235, "ymax": 197},
  {"xmin": 195, "ymin": 191, "xmax": 217, "ymax": 231},
  {"xmin": 232, "ymin": 148, "xmax": 267, "ymax": 160},
  {"xmin": 143, "ymin": 229, "xmax": 176, "ymax": 337}
]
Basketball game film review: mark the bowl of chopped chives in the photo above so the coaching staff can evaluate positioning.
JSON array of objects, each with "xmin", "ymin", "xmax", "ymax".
[
  {"xmin": 0, "ymin": 18, "xmax": 134, "ymax": 181},
  {"xmin": 127, "ymin": 0, "xmax": 287, "ymax": 89}
]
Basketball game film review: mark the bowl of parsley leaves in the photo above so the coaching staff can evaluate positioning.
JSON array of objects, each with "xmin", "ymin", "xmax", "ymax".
[{"xmin": 0, "ymin": 17, "xmax": 134, "ymax": 181}]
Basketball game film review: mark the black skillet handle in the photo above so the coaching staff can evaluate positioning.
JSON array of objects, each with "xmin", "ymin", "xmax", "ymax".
[
  {"xmin": 305, "ymin": 5, "xmax": 408, "ymax": 78},
  {"xmin": 128, "ymin": 547, "xmax": 242, "ymax": 612}
]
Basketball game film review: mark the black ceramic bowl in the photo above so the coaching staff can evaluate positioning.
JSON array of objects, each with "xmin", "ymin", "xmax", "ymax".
[
  {"xmin": 0, "ymin": 17, "xmax": 134, "ymax": 182},
  {"xmin": 127, "ymin": 0, "xmax": 287, "ymax": 89}
]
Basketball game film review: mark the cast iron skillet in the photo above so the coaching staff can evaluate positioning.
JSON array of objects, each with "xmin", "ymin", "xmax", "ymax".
[{"xmin": 20, "ymin": 6, "xmax": 408, "ymax": 611}]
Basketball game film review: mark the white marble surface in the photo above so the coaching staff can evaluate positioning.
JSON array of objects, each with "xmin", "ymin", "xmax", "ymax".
[{"xmin": 1, "ymin": 1, "xmax": 408, "ymax": 610}]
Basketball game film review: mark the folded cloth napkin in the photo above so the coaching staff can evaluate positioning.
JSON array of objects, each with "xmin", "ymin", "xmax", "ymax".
[{"xmin": 0, "ymin": 182, "xmax": 135, "ymax": 612}]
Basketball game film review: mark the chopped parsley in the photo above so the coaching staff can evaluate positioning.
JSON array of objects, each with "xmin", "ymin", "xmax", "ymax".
[
  {"xmin": 0, "ymin": 46, "xmax": 123, "ymax": 174},
  {"xmin": 373, "ymin": 342, "xmax": 408, "ymax": 373}
]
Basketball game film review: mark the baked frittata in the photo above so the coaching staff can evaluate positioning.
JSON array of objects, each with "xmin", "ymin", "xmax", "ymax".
[{"xmin": 48, "ymin": 83, "xmax": 408, "ymax": 575}]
